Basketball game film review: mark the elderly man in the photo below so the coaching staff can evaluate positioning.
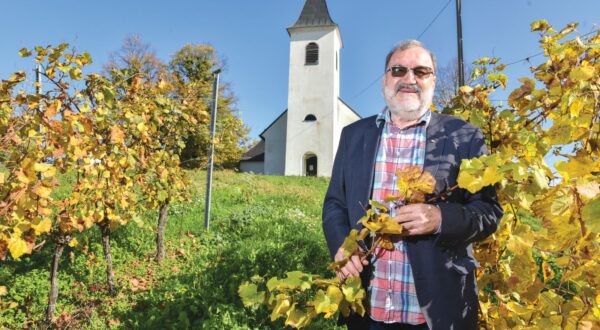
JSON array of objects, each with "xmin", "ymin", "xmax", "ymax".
[{"xmin": 322, "ymin": 40, "xmax": 503, "ymax": 330}]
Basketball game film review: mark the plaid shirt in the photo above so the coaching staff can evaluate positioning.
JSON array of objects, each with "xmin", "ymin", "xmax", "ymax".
[{"xmin": 368, "ymin": 108, "xmax": 430, "ymax": 324}]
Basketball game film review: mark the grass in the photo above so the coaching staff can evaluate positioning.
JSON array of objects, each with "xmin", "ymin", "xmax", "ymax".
[{"xmin": 0, "ymin": 170, "xmax": 343, "ymax": 329}]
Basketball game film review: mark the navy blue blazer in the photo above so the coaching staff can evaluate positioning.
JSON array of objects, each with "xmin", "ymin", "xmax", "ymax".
[{"xmin": 322, "ymin": 112, "xmax": 503, "ymax": 330}]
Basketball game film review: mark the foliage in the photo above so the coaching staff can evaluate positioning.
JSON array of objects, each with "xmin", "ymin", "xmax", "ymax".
[
  {"xmin": 445, "ymin": 21, "xmax": 600, "ymax": 329},
  {"xmin": 0, "ymin": 41, "xmax": 218, "ymax": 322}
]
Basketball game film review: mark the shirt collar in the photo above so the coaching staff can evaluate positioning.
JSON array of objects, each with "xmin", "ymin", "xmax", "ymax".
[{"xmin": 375, "ymin": 107, "xmax": 432, "ymax": 129}]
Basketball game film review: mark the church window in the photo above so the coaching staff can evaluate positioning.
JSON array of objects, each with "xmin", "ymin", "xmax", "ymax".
[
  {"xmin": 304, "ymin": 114, "xmax": 317, "ymax": 122},
  {"xmin": 305, "ymin": 43, "xmax": 319, "ymax": 65}
]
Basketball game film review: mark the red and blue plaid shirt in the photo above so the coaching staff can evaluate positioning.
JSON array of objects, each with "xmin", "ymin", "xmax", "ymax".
[{"xmin": 368, "ymin": 108, "xmax": 430, "ymax": 324}]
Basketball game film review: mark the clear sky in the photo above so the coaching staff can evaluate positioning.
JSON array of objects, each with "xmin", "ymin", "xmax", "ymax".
[{"xmin": 2, "ymin": 0, "xmax": 599, "ymax": 140}]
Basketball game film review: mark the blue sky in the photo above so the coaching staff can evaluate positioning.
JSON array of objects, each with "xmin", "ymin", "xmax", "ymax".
[{"xmin": 2, "ymin": 0, "xmax": 599, "ymax": 140}]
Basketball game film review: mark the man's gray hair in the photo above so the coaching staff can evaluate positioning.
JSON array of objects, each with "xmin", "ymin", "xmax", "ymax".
[{"xmin": 384, "ymin": 40, "xmax": 437, "ymax": 72}]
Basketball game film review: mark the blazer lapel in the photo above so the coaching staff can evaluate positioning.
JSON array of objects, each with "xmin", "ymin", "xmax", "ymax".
[
  {"xmin": 424, "ymin": 112, "xmax": 447, "ymax": 191},
  {"xmin": 362, "ymin": 119, "xmax": 383, "ymax": 203}
]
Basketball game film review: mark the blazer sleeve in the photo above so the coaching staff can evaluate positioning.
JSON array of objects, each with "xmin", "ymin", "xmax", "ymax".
[
  {"xmin": 436, "ymin": 128, "xmax": 504, "ymax": 247},
  {"xmin": 322, "ymin": 127, "xmax": 352, "ymax": 259}
]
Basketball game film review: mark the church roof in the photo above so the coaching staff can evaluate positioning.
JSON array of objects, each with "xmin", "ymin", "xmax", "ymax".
[
  {"xmin": 289, "ymin": 0, "xmax": 337, "ymax": 29},
  {"xmin": 259, "ymin": 109, "xmax": 287, "ymax": 140},
  {"xmin": 240, "ymin": 140, "xmax": 265, "ymax": 162}
]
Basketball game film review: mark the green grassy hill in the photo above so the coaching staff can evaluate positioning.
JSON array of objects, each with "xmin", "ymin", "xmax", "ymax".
[{"xmin": 0, "ymin": 170, "xmax": 343, "ymax": 329}]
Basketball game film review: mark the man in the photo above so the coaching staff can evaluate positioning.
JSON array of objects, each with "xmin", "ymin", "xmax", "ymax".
[{"xmin": 322, "ymin": 40, "xmax": 503, "ymax": 330}]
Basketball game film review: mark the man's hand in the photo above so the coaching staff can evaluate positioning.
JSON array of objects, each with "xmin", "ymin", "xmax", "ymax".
[
  {"xmin": 394, "ymin": 203, "xmax": 441, "ymax": 236},
  {"xmin": 334, "ymin": 247, "xmax": 369, "ymax": 281}
]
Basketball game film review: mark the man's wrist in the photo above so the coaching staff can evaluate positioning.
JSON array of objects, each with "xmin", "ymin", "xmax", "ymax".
[{"xmin": 433, "ymin": 204, "xmax": 442, "ymax": 234}]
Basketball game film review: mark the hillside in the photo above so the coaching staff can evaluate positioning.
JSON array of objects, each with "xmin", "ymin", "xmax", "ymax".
[{"xmin": 0, "ymin": 170, "xmax": 342, "ymax": 329}]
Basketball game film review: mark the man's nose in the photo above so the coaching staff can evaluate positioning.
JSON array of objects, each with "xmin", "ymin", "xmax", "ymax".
[{"xmin": 399, "ymin": 70, "xmax": 417, "ymax": 84}]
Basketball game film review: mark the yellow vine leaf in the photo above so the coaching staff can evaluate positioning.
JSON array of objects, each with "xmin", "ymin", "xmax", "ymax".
[
  {"xmin": 368, "ymin": 200, "xmax": 388, "ymax": 213},
  {"xmin": 566, "ymin": 154, "xmax": 600, "ymax": 178},
  {"xmin": 576, "ymin": 180, "xmax": 600, "ymax": 202},
  {"xmin": 271, "ymin": 296, "xmax": 291, "ymax": 321},
  {"xmin": 32, "ymin": 185, "xmax": 52, "ymax": 199},
  {"xmin": 395, "ymin": 165, "xmax": 435, "ymax": 202},
  {"xmin": 44, "ymin": 99, "xmax": 61, "ymax": 118},
  {"xmin": 457, "ymin": 157, "xmax": 485, "ymax": 193},
  {"xmin": 238, "ymin": 282, "xmax": 266, "ymax": 308},
  {"xmin": 482, "ymin": 163, "xmax": 503, "ymax": 186},
  {"xmin": 18, "ymin": 48, "xmax": 32, "ymax": 57},
  {"xmin": 110, "ymin": 126, "xmax": 125, "ymax": 144},
  {"xmin": 8, "ymin": 237, "xmax": 28, "ymax": 259},
  {"xmin": 569, "ymin": 98, "xmax": 584, "ymax": 117},
  {"xmin": 339, "ymin": 230, "xmax": 360, "ymax": 259},
  {"xmin": 341, "ymin": 276, "xmax": 365, "ymax": 303},
  {"xmin": 281, "ymin": 271, "xmax": 312, "ymax": 291},
  {"xmin": 459, "ymin": 85, "xmax": 473, "ymax": 94},
  {"xmin": 285, "ymin": 304, "xmax": 314, "ymax": 328},
  {"xmin": 313, "ymin": 286, "xmax": 343, "ymax": 318},
  {"xmin": 32, "ymin": 218, "xmax": 52, "ymax": 235},
  {"xmin": 378, "ymin": 234, "xmax": 394, "ymax": 250},
  {"xmin": 377, "ymin": 214, "xmax": 404, "ymax": 235},
  {"xmin": 569, "ymin": 65, "xmax": 595, "ymax": 81},
  {"xmin": 582, "ymin": 196, "xmax": 600, "ymax": 233},
  {"xmin": 0, "ymin": 172, "xmax": 4, "ymax": 184}
]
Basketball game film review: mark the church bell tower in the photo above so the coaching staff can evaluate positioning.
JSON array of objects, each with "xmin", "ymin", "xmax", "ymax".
[{"xmin": 284, "ymin": 0, "xmax": 342, "ymax": 176}]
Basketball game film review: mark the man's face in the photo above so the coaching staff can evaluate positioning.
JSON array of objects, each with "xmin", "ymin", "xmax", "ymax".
[{"xmin": 382, "ymin": 46, "xmax": 436, "ymax": 122}]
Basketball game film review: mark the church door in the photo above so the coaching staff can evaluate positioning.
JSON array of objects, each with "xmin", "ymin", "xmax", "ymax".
[{"xmin": 305, "ymin": 155, "xmax": 317, "ymax": 176}]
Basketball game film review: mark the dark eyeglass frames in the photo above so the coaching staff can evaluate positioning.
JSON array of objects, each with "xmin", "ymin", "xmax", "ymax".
[{"xmin": 386, "ymin": 65, "xmax": 434, "ymax": 79}]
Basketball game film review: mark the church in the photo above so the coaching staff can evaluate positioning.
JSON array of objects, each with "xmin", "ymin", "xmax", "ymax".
[{"xmin": 239, "ymin": 0, "xmax": 360, "ymax": 177}]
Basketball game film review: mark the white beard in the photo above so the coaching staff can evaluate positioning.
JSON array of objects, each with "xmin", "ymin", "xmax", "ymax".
[{"xmin": 383, "ymin": 84, "xmax": 433, "ymax": 121}]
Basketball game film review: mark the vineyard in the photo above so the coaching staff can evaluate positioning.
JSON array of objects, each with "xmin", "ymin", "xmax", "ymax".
[
  {"xmin": 1, "ymin": 20, "xmax": 600, "ymax": 329},
  {"xmin": 0, "ymin": 171, "xmax": 340, "ymax": 329}
]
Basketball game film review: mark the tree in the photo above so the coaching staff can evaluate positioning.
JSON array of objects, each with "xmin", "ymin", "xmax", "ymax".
[
  {"xmin": 103, "ymin": 35, "xmax": 166, "ymax": 82},
  {"xmin": 169, "ymin": 44, "xmax": 249, "ymax": 169},
  {"xmin": 433, "ymin": 57, "xmax": 476, "ymax": 110}
]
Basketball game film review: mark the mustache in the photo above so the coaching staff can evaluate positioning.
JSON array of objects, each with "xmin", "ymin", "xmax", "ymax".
[{"xmin": 395, "ymin": 83, "xmax": 421, "ymax": 94}]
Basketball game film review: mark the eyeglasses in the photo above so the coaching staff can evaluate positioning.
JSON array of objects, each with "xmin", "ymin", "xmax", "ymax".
[{"xmin": 386, "ymin": 65, "xmax": 434, "ymax": 79}]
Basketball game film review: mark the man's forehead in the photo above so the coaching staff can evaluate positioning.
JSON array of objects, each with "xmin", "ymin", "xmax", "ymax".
[{"xmin": 390, "ymin": 47, "xmax": 433, "ymax": 66}]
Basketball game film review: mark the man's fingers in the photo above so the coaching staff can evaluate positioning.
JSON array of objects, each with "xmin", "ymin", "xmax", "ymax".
[
  {"xmin": 350, "ymin": 255, "xmax": 364, "ymax": 273},
  {"xmin": 345, "ymin": 257, "xmax": 361, "ymax": 275},
  {"xmin": 334, "ymin": 247, "xmax": 369, "ymax": 279},
  {"xmin": 395, "ymin": 204, "xmax": 420, "ymax": 214}
]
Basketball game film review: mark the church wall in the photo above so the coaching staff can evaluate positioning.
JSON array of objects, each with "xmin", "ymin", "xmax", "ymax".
[
  {"xmin": 338, "ymin": 100, "xmax": 361, "ymax": 131},
  {"xmin": 239, "ymin": 161, "xmax": 264, "ymax": 174},
  {"xmin": 263, "ymin": 112, "xmax": 287, "ymax": 175}
]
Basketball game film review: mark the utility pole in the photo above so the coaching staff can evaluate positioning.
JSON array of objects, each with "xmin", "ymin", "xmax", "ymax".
[
  {"xmin": 455, "ymin": 0, "xmax": 465, "ymax": 88},
  {"xmin": 204, "ymin": 69, "xmax": 221, "ymax": 230}
]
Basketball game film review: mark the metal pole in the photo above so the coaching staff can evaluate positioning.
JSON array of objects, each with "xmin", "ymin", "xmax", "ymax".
[
  {"xmin": 36, "ymin": 64, "xmax": 44, "ymax": 179},
  {"xmin": 36, "ymin": 64, "xmax": 42, "ymax": 95},
  {"xmin": 455, "ymin": 0, "xmax": 465, "ymax": 88},
  {"xmin": 204, "ymin": 71, "xmax": 220, "ymax": 230}
]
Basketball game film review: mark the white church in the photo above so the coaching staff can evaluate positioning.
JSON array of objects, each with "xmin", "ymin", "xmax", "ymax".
[{"xmin": 239, "ymin": 0, "xmax": 360, "ymax": 177}]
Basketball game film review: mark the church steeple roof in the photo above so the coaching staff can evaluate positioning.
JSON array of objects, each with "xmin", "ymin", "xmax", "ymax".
[{"xmin": 290, "ymin": 0, "xmax": 337, "ymax": 28}]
